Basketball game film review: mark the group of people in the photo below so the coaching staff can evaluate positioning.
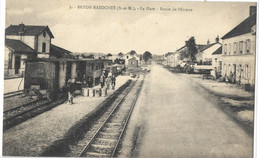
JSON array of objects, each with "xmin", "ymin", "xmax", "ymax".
[
  {"xmin": 100, "ymin": 72, "xmax": 116, "ymax": 90},
  {"xmin": 66, "ymin": 72, "xmax": 117, "ymax": 104}
]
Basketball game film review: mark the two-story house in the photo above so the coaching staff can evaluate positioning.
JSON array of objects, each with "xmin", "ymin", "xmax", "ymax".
[
  {"xmin": 4, "ymin": 24, "xmax": 73, "ymax": 77},
  {"xmin": 221, "ymin": 6, "xmax": 256, "ymax": 86},
  {"xmin": 5, "ymin": 24, "xmax": 54, "ymax": 76}
]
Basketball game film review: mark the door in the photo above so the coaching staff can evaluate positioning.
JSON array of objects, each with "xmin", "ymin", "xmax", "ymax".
[{"xmin": 15, "ymin": 55, "xmax": 21, "ymax": 74}]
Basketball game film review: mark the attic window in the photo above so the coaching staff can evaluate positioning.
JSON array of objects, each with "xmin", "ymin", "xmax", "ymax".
[{"xmin": 43, "ymin": 31, "xmax": 46, "ymax": 38}]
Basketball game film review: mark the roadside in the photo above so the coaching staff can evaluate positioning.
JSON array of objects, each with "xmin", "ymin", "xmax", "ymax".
[{"xmin": 174, "ymin": 72, "xmax": 255, "ymax": 136}]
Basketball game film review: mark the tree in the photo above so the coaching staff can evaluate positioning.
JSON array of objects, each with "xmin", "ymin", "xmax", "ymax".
[
  {"xmin": 129, "ymin": 50, "xmax": 137, "ymax": 56},
  {"xmin": 143, "ymin": 51, "xmax": 152, "ymax": 62},
  {"xmin": 107, "ymin": 53, "xmax": 112, "ymax": 57},
  {"xmin": 180, "ymin": 37, "xmax": 198, "ymax": 61},
  {"xmin": 118, "ymin": 52, "xmax": 124, "ymax": 57}
]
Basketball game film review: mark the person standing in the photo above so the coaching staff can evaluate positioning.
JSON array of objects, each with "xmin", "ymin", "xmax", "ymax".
[
  {"xmin": 105, "ymin": 76, "xmax": 112, "ymax": 90},
  {"xmin": 111, "ymin": 74, "xmax": 116, "ymax": 90},
  {"xmin": 100, "ymin": 74, "xmax": 105, "ymax": 88},
  {"xmin": 68, "ymin": 78, "xmax": 77, "ymax": 104}
]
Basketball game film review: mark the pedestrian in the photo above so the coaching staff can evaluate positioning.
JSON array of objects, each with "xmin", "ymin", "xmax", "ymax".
[
  {"xmin": 100, "ymin": 74, "xmax": 105, "ymax": 88},
  {"xmin": 67, "ymin": 78, "xmax": 77, "ymax": 104},
  {"xmin": 105, "ymin": 76, "xmax": 112, "ymax": 90},
  {"xmin": 111, "ymin": 74, "xmax": 116, "ymax": 90},
  {"xmin": 87, "ymin": 76, "xmax": 93, "ymax": 87}
]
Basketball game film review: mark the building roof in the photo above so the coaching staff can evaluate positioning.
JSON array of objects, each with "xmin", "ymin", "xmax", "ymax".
[
  {"xmin": 176, "ymin": 44, "xmax": 208, "ymax": 52},
  {"xmin": 5, "ymin": 39, "xmax": 35, "ymax": 54},
  {"xmin": 5, "ymin": 24, "xmax": 54, "ymax": 38},
  {"xmin": 50, "ymin": 44, "xmax": 73, "ymax": 58},
  {"xmin": 197, "ymin": 44, "xmax": 209, "ymax": 52},
  {"xmin": 199, "ymin": 43, "xmax": 221, "ymax": 52},
  {"xmin": 222, "ymin": 13, "xmax": 256, "ymax": 40},
  {"xmin": 212, "ymin": 46, "xmax": 222, "ymax": 55}
]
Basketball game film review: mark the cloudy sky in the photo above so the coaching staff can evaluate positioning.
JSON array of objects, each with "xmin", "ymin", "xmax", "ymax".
[{"xmin": 5, "ymin": 0, "xmax": 256, "ymax": 55}]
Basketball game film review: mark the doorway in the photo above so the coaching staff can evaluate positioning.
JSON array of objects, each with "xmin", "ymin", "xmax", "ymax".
[{"xmin": 14, "ymin": 55, "xmax": 21, "ymax": 74}]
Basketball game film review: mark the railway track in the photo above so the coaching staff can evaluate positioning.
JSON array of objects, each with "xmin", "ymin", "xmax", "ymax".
[
  {"xmin": 3, "ymin": 96, "xmax": 67, "ymax": 130},
  {"xmin": 4, "ymin": 90, "xmax": 23, "ymax": 99},
  {"xmin": 77, "ymin": 77, "xmax": 144, "ymax": 157}
]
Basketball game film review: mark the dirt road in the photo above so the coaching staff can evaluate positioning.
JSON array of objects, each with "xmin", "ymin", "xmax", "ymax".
[{"xmin": 124, "ymin": 64, "xmax": 253, "ymax": 158}]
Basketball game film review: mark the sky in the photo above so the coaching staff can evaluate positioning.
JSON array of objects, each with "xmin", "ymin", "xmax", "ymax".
[{"xmin": 5, "ymin": 0, "xmax": 256, "ymax": 55}]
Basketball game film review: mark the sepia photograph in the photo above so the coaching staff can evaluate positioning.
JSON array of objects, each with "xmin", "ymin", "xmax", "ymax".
[{"xmin": 0, "ymin": 0, "xmax": 258, "ymax": 157}]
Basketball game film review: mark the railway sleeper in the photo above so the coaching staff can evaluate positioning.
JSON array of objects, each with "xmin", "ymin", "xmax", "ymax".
[
  {"xmin": 88, "ymin": 144, "xmax": 114, "ymax": 154},
  {"xmin": 101, "ymin": 127, "xmax": 122, "ymax": 133},
  {"xmin": 94, "ymin": 138, "xmax": 117, "ymax": 146},
  {"xmin": 86, "ymin": 151, "xmax": 110, "ymax": 157},
  {"xmin": 97, "ymin": 133, "xmax": 119, "ymax": 139}
]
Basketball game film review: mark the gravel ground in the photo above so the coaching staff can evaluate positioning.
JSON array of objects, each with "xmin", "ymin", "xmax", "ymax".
[
  {"xmin": 4, "ymin": 95, "xmax": 38, "ymax": 111},
  {"xmin": 3, "ymin": 75, "xmax": 131, "ymax": 156},
  {"xmin": 180, "ymin": 73, "xmax": 254, "ymax": 99}
]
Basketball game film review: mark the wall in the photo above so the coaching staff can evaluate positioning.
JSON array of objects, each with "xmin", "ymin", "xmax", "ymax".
[
  {"xmin": 37, "ymin": 31, "xmax": 51, "ymax": 53},
  {"xmin": 202, "ymin": 44, "xmax": 222, "ymax": 61},
  {"xmin": 222, "ymin": 32, "xmax": 256, "ymax": 85},
  {"xmin": 59, "ymin": 62, "xmax": 67, "ymax": 89}
]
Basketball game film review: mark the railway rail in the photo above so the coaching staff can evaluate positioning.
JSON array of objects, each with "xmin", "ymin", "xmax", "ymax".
[
  {"xmin": 77, "ymin": 77, "xmax": 144, "ymax": 157},
  {"xmin": 3, "ymin": 96, "xmax": 67, "ymax": 130},
  {"xmin": 4, "ymin": 90, "xmax": 23, "ymax": 99}
]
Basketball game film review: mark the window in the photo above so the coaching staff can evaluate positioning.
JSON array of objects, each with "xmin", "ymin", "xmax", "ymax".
[
  {"xmin": 228, "ymin": 43, "xmax": 231, "ymax": 55},
  {"xmin": 233, "ymin": 42, "xmax": 237, "ymax": 54},
  {"xmin": 245, "ymin": 64, "xmax": 248, "ymax": 79},
  {"xmin": 43, "ymin": 31, "xmax": 46, "ymax": 38},
  {"xmin": 219, "ymin": 61, "xmax": 222, "ymax": 72},
  {"xmin": 246, "ymin": 39, "xmax": 250, "ymax": 53},
  {"xmin": 42, "ymin": 42, "xmax": 46, "ymax": 53},
  {"xmin": 239, "ymin": 41, "xmax": 243, "ymax": 54},
  {"xmin": 224, "ymin": 44, "xmax": 227, "ymax": 55}
]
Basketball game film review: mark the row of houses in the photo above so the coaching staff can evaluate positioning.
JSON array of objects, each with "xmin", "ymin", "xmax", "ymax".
[{"xmin": 162, "ymin": 6, "xmax": 256, "ymax": 86}]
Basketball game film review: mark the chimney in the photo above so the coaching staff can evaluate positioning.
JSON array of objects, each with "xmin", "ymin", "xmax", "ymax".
[
  {"xmin": 207, "ymin": 39, "xmax": 210, "ymax": 45},
  {"xmin": 250, "ymin": 6, "xmax": 256, "ymax": 16},
  {"xmin": 215, "ymin": 36, "xmax": 219, "ymax": 43},
  {"xmin": 18, "ymin": 23, "xmax": 25, "ymax": 34}
]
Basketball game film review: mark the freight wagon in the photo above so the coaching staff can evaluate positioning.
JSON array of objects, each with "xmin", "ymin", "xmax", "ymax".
[{"xmin": 24, "ymin": 58, "xmax": 112, "ymax": 96}]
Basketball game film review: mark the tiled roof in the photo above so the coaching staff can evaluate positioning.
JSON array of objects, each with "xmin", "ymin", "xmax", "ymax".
[
  {"xmin": 6, "ymin": 24, "xmax": 54, "ymax": 38},
  {"xmin": 199, "ymin": 43, "xmax": 220, "ymax": 52},
  {"xmin": 5, "ymin": 39, "xmax": 35, "ymax": 53},
  {"xmin": 197, "ymin": 44, "xmax": 209, "ymax": 52},
  {"xmin": 222, "ymin": 13, "xmax": 256, "ymax": 40},
  {"xmin": 212, "ymin": 46, "xmax": 222, "ymax": 55},
  {"xmin": 50, "ymin": 44, "xmax": 73, "ymax": 58}
]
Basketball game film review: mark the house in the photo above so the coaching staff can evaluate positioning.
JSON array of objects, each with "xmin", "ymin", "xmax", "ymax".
[
  {"xmin": 221, "ymin": 6, "xmax": 256, "ymax": 86},
  {"xmin": 5, "ymin": 24, "xmax": 54, "ymax": 76},
  {"xmin": 128, "ymin": 57, "xmax": 139, "ymax": 68},
  {"xmin": 4, "ymin": 23, "xmax": 73, "ymax": 77},
  {"xmin": 212, "ymin": 46, "xmax": 222, "ymax": 73},
  {"xmin": 196, "ymin": 36, "xmax": 222, "ymax": 65},
  {"xmin": 172, "ymin": 43, "xmax": 208, "ymax": 67}
]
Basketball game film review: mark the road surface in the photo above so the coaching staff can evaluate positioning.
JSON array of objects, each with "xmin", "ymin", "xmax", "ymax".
[{"xmin": 130, "ymin": 64, "xmax": 253, "ymax": 158}]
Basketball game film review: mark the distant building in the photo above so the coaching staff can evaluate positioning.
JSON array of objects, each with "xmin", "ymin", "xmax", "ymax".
[
  {"xmin": 221, "ymin": 6, "xmax": 256, "ymax": 85},
  {"xmin": 196, "ymin": 36, "xmax": 222, "ymax": 65},
  {"xmin": 212, "ymin": 46, "xmax": 222, "ymax": 73},
  {"xmin": 170, "ymin": 43, "xmax": 208, "ymax": 67},
  {"xmin": 128, "ymin": 57, "xmax": 139, "ymax": 68}
]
